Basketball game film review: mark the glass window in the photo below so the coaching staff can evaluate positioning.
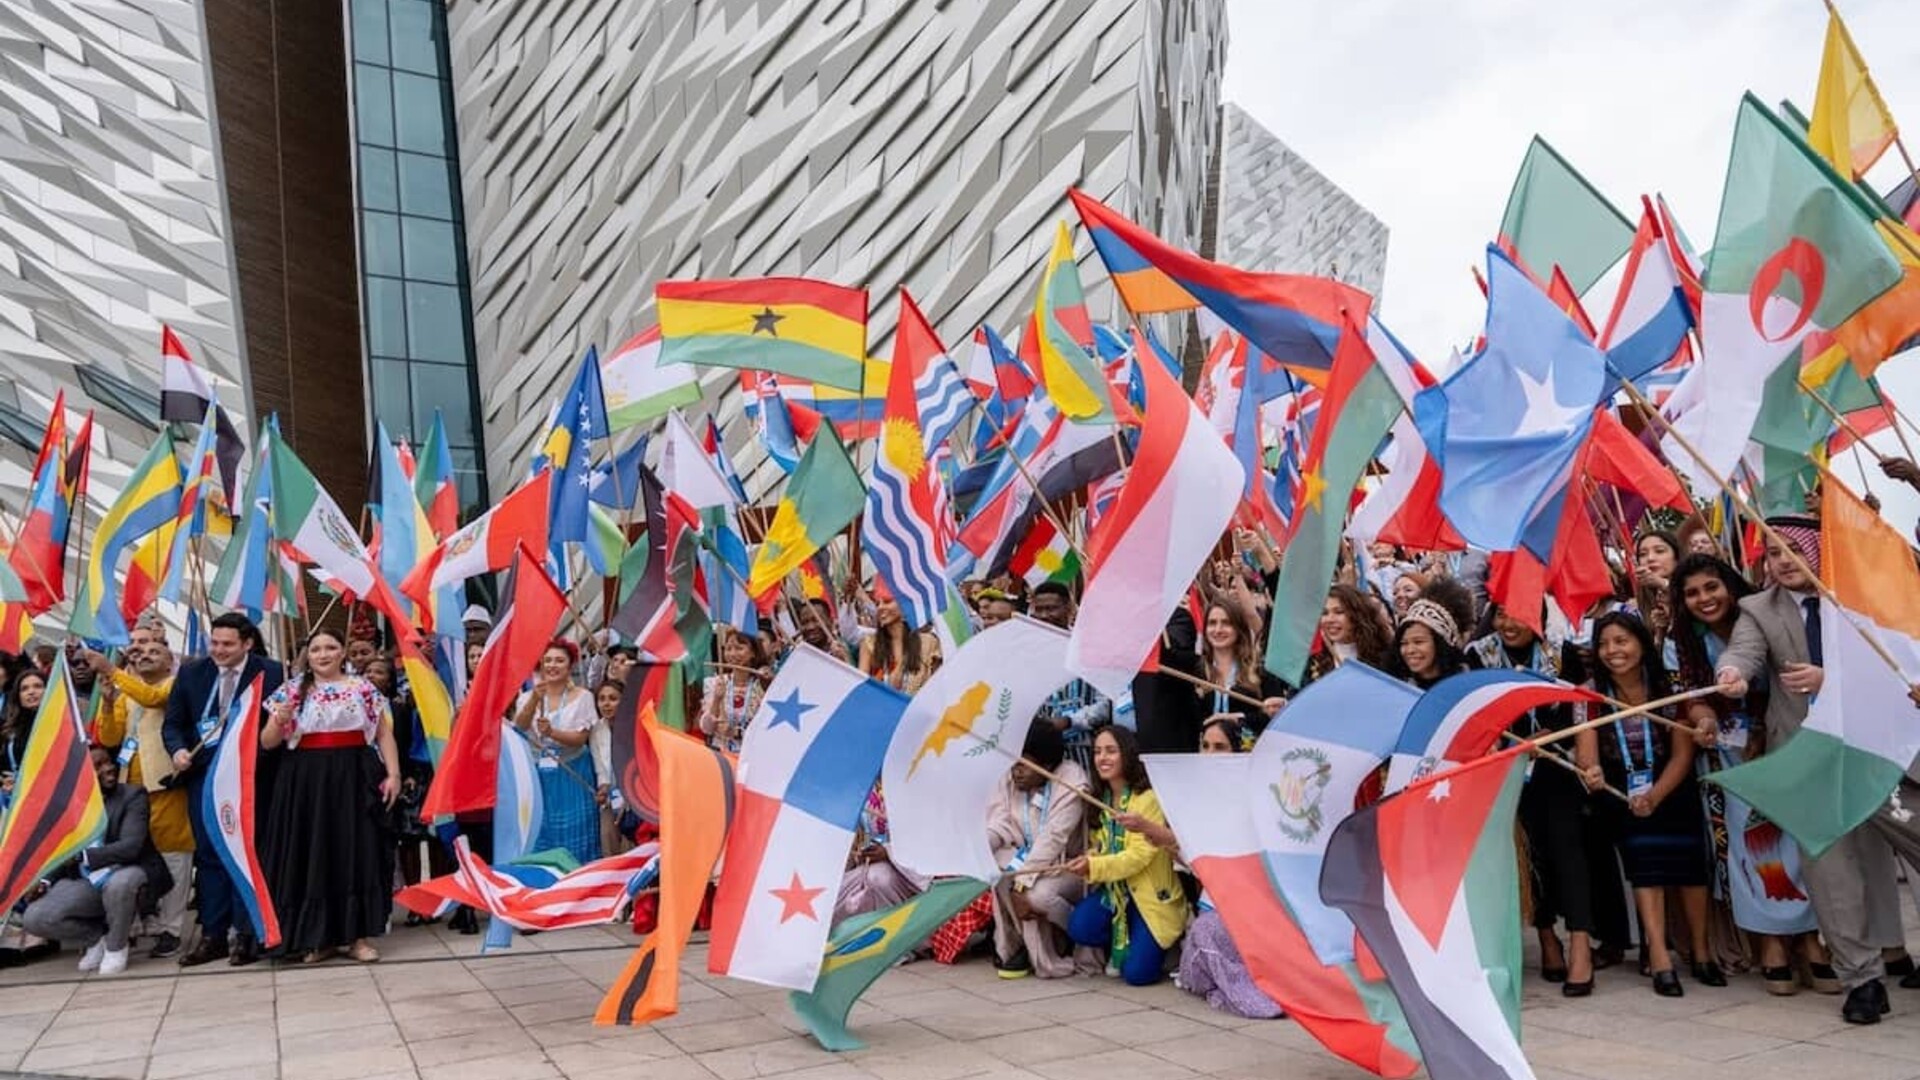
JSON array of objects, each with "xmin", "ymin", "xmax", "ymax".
[
  {"xmin": 365, "ymin": 276, "xmax": 407, "ymax": 357},
  {"xmin": 401, "ymin": 217, "xmax": 458, "ymax": 284},
  {"xmin": 361, "ymin": 211, "xmax": 403, "ymax": 277},
  {"xmin": 405, "ymin": 282, "xmax": 466, "ymax": 363},
  {"xmin": 351, "ymin": 0, "xmax": 389, "ymax": 65},
  {"xmin": 388, "ymin": 0, "xmax": 440, "ymax": 76},
  {"xmin": 353, "ymin": 64, "xmax": 393, "ymax": 148},
  {"xmin": 411, "ymin": 363, "xmax": 478, "ymax": 445},
  {"xmin": 370, "ymin": 358, "xmax": 413, "ymax": 439},
  {"xmin": 392, "ymin": 71, "xmax": 448, "ymax": 155},
  {"xmin": 396, "ymin": 151, "xmax": 452, "ymax": 219},
  {"xmin": 360, "ymin": 147, "xmax": 398, "ymax": 212}
]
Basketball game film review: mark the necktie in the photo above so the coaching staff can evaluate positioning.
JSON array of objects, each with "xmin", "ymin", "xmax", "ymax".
[
  {"xmin": 1802, "ymin": 597, "xmax": 1823, "ymax": 668},
  {"xmin": 217, "ymin": 668, "xmax": 238, "ymax": 714}
]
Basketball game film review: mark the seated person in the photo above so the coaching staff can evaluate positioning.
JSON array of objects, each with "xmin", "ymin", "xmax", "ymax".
[
  {"xmin": 1170, "ymin": 718, "xmax": 1283, "ymax": 1018},
  {"xmin": 1065, "ymin": 726, "xmax": 1189, "ymax": 986},
  {"xmin": 21, "ymin": 745, "xmax": 173, "ymax": 975},
  {"xmin": 989, "ymin": 721, "xmax": 1087, "ymax": 979},
  {"xmin": 834, "ymin": 783, "xmax": 925, "ymax": 924}
]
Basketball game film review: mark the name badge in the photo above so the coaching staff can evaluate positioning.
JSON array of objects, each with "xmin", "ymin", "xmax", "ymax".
[
  {"xmin": 117, "ymin": 734, "xmax": 138, "ymax": 768},
  {"xmin": 1627, "ymin": 769, "xmax": 1654, "ymax": 799},
  {"xmin": 1719, "ymin": 721, "xmax": 1749, "ymax": 752},
  {"xmin": 537, "ymin": 748, "xmax": 559, "ymax": 771}
]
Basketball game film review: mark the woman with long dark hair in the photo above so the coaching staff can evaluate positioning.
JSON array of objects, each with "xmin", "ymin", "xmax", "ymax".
[
  {"xmin": 511, "ymin": 639, "xmax": 604, "ymax": 865},
  {"xmin": 0, "ymin": 668, "xmax": 46, "ymax": 805},
  {"xmin": 1065, "ymin": 726, "xmax": 1188, "ymax": 985},
  {"xmin": 260, "ymin": 629, "xmax": 402, "ymax": 963},
  {"xmin": 1573, "ymin": 612, "xmax": 1718, "ymax": 996},
  {"xmin": 857, "ymin": 592, "xmax": 932, "ymax": 694},
  {"xmin": 1304, "ymin": 584, "xmax": 1395, "ymax": 683},
  {"xmin": 700, "ymin": 628, "xmax": 769, "ymax": 754},
  {"xmin": 1668, "ymin": 554, "xmax": 1826, "ymax": 994}
]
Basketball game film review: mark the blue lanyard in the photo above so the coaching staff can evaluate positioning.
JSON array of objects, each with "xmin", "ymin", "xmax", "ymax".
[
  {"xmin": 1613, "ymin": 715, "xmax": 1655, "ymax": 770},
  {"xmin": 1019, "ymin": 784, "xmax": 1053, "ymax": 855},
  {"xmin": 1212, "ymin": 661, "xmax": 1237, "ymax": 715}
]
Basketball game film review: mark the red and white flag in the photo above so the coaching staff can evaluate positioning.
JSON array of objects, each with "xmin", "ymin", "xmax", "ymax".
[
  {"xmin": 1349, "ymin": 318, "xmax": 1462, "ymax": 553},
  {"xmin": 400, "ymin": 471, "xmax": 551, "ymax": 620},
  {"xmin": 160, "ymin": 325, "xmax": 214, "ymax": 423},
  {"xmin": 395, "ymin": 836, "xmax": 661, "ymax": 932},
  {"xmin": 1066, "ymin": 343, "xmax": 1243, "ymax": 698}
]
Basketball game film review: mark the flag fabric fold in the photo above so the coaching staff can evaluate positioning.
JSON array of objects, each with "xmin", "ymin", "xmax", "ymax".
[
  {"xmin": 201, "ymin": 673, "xmax": 280, "ymax": 948},
  {"xmin": 0, "ymin": 654, "xmax": 106, "ymax": 914},
  {"xmin": 657, "ymin": 277, "xmax": 868, "ymax": 391}
]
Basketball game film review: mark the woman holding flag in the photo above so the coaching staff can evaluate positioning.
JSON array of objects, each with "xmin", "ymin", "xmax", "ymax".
[
  {"xmin": 511, "ymin": 639, "xmax": 606, "ymax": 865},
  {"xmin": 261, "ymin": 629, "xmax": 402, "ymax": 964}
]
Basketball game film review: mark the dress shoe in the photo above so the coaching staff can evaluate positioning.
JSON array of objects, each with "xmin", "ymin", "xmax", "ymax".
[
  {"xmin": 1560, "ymin": 978, "xmax": 1594, "ymax": 998},
  {"xmin": 1691, "ymin": 961, "xmax": 1727, "ymax": 987},
  {"xmin": 1885, "ymin": 953, "xmax": 1915, "ymax": 978},
  {"xmin": 177, "ymin": 937, "xmax": 228, "ymax": 968},
  {"xmin": 1901, "ymin": 969, "xmax": 1920, "ymax": 990},
  {"xmin": 148, "ymin": 932, "xmax": 180, "ymax": 960},
  {"xmin": 228, "ymin": 936, "xmax": 259, "ymax": 967},
  {"xmin": 1843, "ymin": 979, "xmax": 1889, "ymax": 1024},
  {"xmin": 1652, "ymin": 969, "xmax": 1684, "ymax": 997}
]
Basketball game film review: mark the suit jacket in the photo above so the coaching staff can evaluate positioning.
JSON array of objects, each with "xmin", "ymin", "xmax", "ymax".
[
  {"xmin": 55, "ymin": 784, "xmax": 172, "ymax": 907},
  {"xmin": 1716, "ymin": 586, "xmax": 1817, "ymax": 748},
  {"xmin": 162, "ymin": 653, "xmax": 285, "ymax": 779}
]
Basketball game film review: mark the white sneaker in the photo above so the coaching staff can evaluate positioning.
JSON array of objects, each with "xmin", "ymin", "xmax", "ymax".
[
  {"xmin": 98, "ymin": 947, "xmax": 129, "ymax": 976},
  {"xmin": 77, "ymin": 940, "xmax": 106, "ymax": 973}
]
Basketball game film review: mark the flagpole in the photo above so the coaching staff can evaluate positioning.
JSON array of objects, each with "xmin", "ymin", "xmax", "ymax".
[
  {"xmin": 1151, "ymin": 662, "xmax": 1270, "ymax": 711},
  {"xmin": 1497, "ymin": 730, "xmax": 1627, "ymax": 800},
  {"xmin": 1617, "ymin": 379, "xmax": 1913, "ymax": 680},
  {"xmin": 1005, "ymin": 443, "xmax": 1092, "ymax": 575},
  {"xmin": 1800, "ymin": 376, "xmax": 1894, "ymax": 465},
  {"xmin": 1518, "ymin": 687, "xmax": 1717, "ymax": 754}
]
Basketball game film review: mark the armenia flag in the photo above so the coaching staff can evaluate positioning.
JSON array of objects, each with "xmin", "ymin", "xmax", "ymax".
[
  {"xmin": 0, "ymin": 653, "xmax": 106, "ymax": 913},
  {"xmin": 657, "ymin": 278, "xmax": 867, "ymax": 392}
]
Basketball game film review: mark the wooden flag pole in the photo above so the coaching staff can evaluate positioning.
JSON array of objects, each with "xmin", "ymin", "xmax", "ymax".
[
  {"xmin": 1497, "ymin": 730, "xmax": 1627, "ymax": 801},
  {"xmin": 1152, "ymin": 662, "xmax": 1270, "ymax": 711},
  {"xmin": 1617, "ymin": 379, "xmax": 1913, "ymax": 681},
  {"xmin": 1800, "ymin": 378, "xmax": 1894, "ymax": 465}
]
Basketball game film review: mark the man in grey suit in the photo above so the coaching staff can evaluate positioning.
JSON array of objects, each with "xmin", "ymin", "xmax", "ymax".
[{"xmin": 1715, "ymin": 516, "xmax": 1920, "ymax": 1025}]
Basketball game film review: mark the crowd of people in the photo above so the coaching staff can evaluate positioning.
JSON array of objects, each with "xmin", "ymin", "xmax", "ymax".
[{"xmin": 0, "ymin": 460, "xmax": 1917, "ymax": 1035}]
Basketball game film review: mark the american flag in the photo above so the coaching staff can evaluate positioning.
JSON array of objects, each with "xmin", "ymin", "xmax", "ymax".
[{"xmin": 395, "ymin": 837, "xmax": 660, "ymax": 932}]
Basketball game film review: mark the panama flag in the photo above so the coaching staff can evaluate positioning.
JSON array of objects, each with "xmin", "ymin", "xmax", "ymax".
[
  {"xmin": 1066, "ymin": 331, "xmax": 1243, "ymax": 699},
  {"xmin": 400, "ymin": 470, "xmax": 551, "ymax": 618},
  {"xmin": 863, "ymin": 290, "xmax": 953, "ymax": 629},
  {"xmin": 1147, "ymin": 749, "xmax": 1420, "ymax": 1079},
  {"xmin": 1385, "ymin": 670, "xmax": 1601, "ymax": 794},
  {"xmin": 1322, "ymin": 751, "xmax": 1535, "ymax": 1080},
  {"xmin": 202, "ymin": 673, "xmax": 281, "ymax": 949},
  {"xmin": 1254, "ymin": 662, "xmax": 1421, "ymax": 965},
  {"xmin": 1709, "ymin": 477, "xmax": 1920, "ymax": 855},
  {"xmin": 882, "ymin": 616, "xmax": 1072, "ymax": 881},
  {"xmin": 707, "ymin": 645, "xmax": 910, "ymax": 991},
  {"xmin": 1662, "ymin": 94, "xmax": 1899, "ymax": 493}
]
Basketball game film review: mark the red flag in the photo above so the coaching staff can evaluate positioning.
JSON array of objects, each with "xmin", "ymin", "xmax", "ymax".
[
  {"xmin": 419, "ymin": 544, "xmax": 568, "ymax": 819},
  {"xmin": 1587, "ymin": 410, "xmax": 1691, "ymax": 512}
]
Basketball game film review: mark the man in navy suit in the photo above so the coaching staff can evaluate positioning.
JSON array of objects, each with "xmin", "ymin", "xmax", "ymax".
[{"xmin": 163, "ymin": 612, "xmax": 283, "ymax": 967}]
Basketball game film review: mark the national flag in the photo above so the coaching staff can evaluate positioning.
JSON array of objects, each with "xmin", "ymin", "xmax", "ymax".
[
  {"xmin": 1385, "ymin": 670, "xmax": 1600, "ymax": 793},
  {"xmin": 420, "ymin": 544, "xmax": 569, "ymax": 819},
  {"xmin": 979, "ymin": 323, "xmax": 1035, "ymax": 407},
  {"xmin": 0, "ymin": 603, "xmax": 33, "ymax": 656},
  {"xmin": 1033, "ymin": 222, "xmax": 1112, "ymax": 422},
  {"xmin": 909, "ymin": 322, "xmax": 974, "ymax": 450},
  {"xmin": 1067, "ymin": 344, "xmax": 1243, "ymax": 698},
  {"xmin": 1416, "ymin": 247, "xmax": 1607, "ymax": 552},
  {"xmin": 607, "ymin": 466, "xmax": 704, "ymax": 658},
  {"xmin": 588, "ymin": 434, "xmax": 649, "ymax": 511},
  {"xmin": 748, "ymin": 426, "xmax": 864, "ymax": 595},
  {"xmin": 493, "ymin": 720, "xmax": 546, "ymax": 863},
  {"xmin": 539, "ymin": 347, "xmax": 611, "ymax": 554},
  {"xmin": 952, "ymin": 400, "xmax": 1121, "ymax": 579},
  {"xmin": 1746, "ymin": 353, "xmax": 1878, "ymax": 514},
  {"xmin": 201, "ymin": 673, "xmax": 280, "ymax": 948},
  {"xmin": 1496, "ymin": 136, "xmax": 1634, "ymax": 293},
  {"xmin": 372, "ymin": 422, "xmax": 434, "ymax": 617},
  {"xmin": 882, "ymin": 616, "xmax": 1072, "ymax": 881},
  {"xmin": 398, "ymin": 639, "xmax": 454, "ymax": 769},
  {"xmin": 657, "ymin": 277, "xmax": 868, "ymax": 391},
  {"xmin": 603, "ymin": 325, "xmax": 701, "ymax": 430},
  {"xmin": 158, "ymin": 399, "xmax": 224, "ymax": 604},
  {"xmin": 659, "ymin": 410, "xmax": 742, "ymax": 511},
  {"xmin": 1070, "ymin": 187, "xmax": 1370, "ymax": 370},
  {"xmin": 707, "ymin": 646, "xmax": 910, "ymax": 991},
  {"xmin": 1348, "ymin": 319, "xmax": 1463, "ymax": 553},
  {"xmin": 583, "ymin": 503, "xmax": 631, "ymax": 578},
  {"xmin": 1265, "ymin": 321, "xmax": 1403, "ymax": 685},
  {"xmin": 702, "ymin": 415, "xmax": 750, "ymax": 504},
  {"xmin": 159, "ymin": 325, "xmax": 215, "ymax": 422},
  {"xmin": 400, "ymin": 471, "xmax": 551, "ymax": 619},
  {"xmin": 269, "ymin": 436, "xmax": 410, "ymax": 629},
  {"xmin": 609, "ymin": 662, "xmax": 686, "ymax": 823},
  {"xmin": 1807, "ymin": 4, "xmax": 1898, "ymax": 180},
  {"xmin": 1146, "ymin": 705, "xmax": 1423, "ymax": 1078},
  {"xmin": 1597, "ymin": 198, "xmax": 1697, "ymax": 387},
  {"xmin": 596, "ymin": 702, "xmax": 737, "ymax": 1026},
  {"xmin": 1321, "ymin": 751, "xmax": 1534, "ymax": 1080},
  {"xmin": 1708, "ymin": 476, "xmax": 1920, "ymax": 855},
  {"xmin": 701, "ymin": 512, "xmax": 756, "ymax": 636},
  {"xmin": 1661, "ymin": 94, "xmax": 1900, "ymax": 493},
  {"xmin": 862, "ymin": 290, "xmax": 953, "ymax": 630},
  {"xmin": 0, "ymin": 654, "xmax": 106, "ymax": 914},
  {"xmin": 1008, "ymin": 515, "xmax": 1080, "ymax": 590},
  {"xmin": 414, "ymin": 409, "xmax": 461, "ymax": 538},
  {"xmin": 212, "ymin": 427, "xmax": 275, "ymax": 619},
  {"xmin": 751, "ymin": 372, "xmax": 813, "ymax": 475},
  {"xmin": 9, "ymin": 415, "xmax": 73, "ymax": 613},
  {"xmin": 67, "ymin": 432, "xmax": 182, "ymax": 644},
  {"xmin": 790, "ymin": 877, "xmax": 991, "ymax": 1051},
  {"xmin": 435, "ymin": 836, "xmax": 661, "ymax": 931}
]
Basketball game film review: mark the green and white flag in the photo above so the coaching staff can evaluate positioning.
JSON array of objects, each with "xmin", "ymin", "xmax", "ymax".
[{"xmin": 270, "ymin": 436, "xmax": 403, "ymax": 624}]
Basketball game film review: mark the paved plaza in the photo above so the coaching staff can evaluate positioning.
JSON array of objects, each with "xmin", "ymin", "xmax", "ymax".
[{"xmin": 1, "ymin": 909, "xmax": 1918, "ymax": 1080}]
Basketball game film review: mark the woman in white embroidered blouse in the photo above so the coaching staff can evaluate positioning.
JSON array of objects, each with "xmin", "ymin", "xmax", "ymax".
[
  {"xmin": 260, "ymin": 629, "xmax": 402, "ymax": 964},
  {"xmin": 700, "ymin": 628, "xmax": 769, "ymax": 754},
  {"xmin": 511, "ymin": 639, "xmax": 607, "ymax": 864}
]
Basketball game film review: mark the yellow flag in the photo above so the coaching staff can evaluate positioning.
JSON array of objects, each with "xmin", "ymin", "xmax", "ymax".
[{"xmin": 1807, "ymin": 6, "xmax": 1897, "ymax": 179}]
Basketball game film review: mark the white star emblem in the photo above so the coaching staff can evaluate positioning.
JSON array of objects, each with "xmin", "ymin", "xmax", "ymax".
[
  {"xmin": 1511, "ymin": 364, "xmax": 1587, "ymax": 437},
  {"xmin": 1427, "ymin": 778, "xmax": 1452, "ymax": 802}
]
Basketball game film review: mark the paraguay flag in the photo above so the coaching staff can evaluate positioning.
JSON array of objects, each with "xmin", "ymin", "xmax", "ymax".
[
  {"xmin": 707, "ymin": 646, "xmax": 909, "ymax": 991},
  {"xmin": 201, "ymin": 674, "xmax": 280, "ymax": 948}
]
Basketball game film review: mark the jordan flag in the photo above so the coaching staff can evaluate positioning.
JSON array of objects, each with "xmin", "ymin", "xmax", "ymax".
[{"xmin": 1322, "ymin": 750, "xmax": 1535, "ymax": 1080}]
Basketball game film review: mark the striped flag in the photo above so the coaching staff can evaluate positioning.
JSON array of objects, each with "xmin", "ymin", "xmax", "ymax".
[
  {"xmin": 160, "ymin": 325, "xmax": 214, "ymax": 422},
  {"xmin": 0, "ymin": 653, "xmax": 106, "ymax": 913},
  {"xmin": 862, "ymin": 290, "xmax": 953, "ymax": 630},
  {"xmin": 444, "ymin": 835, "xmax": 659, "ymax": 931},
  {"xmin": 68, "ymin": 431, "xmax": 181, "ymax": 644},
  {"xmin": 1385, "ymin": 670, "xmax": 1600, "ymax": 794},
  {"xmin": 212, "ymin": 427, "xmax": 275, "ymax": 620},
  {"xmin": 603, "ymin": 325, "xmax": 700, "ymax": 431},
  {"xmin": 201, "ymin": 673, "xmax": 280, "ymax": 948},
  {"xmin": 494, "ymin": 722, "xmax": 546, "ymax": 864}
]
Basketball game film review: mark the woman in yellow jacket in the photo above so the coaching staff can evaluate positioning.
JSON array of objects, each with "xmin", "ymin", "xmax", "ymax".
[{"xmin": 1065, "ymin": 726, "xmax": 1188, "ymax": 985}]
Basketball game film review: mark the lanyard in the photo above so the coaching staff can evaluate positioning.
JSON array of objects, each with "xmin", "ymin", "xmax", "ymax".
[
  {"xmin": 1212, "ymin": 661, "xmax": 1238, "ymax": 715},
  {"xmin": 1019, "ymin": 783, "xmax": 1053, "ymax": 852},
  {"xmin": 1613, "ymin": 715, "xmax": 1655, "ymax": 770},
  {"xmin": 197, "ymin": 671, "xmax": 233, "ymax": 742}
]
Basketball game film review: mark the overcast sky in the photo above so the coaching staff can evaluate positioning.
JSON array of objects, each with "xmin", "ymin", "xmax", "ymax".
[{"xmin": 1223, "ymin": 0, "xmax": 1920, "ymax": 526}]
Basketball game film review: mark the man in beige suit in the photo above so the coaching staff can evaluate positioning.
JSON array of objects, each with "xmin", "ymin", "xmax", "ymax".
[{"xmin": 1716, "ymin": 516, "xmax": 1920, "ymax": 1025}]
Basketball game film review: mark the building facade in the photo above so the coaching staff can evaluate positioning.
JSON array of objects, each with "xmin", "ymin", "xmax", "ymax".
[{"xmin": 1216, "ymin": 103, "xmax": 1388, "ymax": 297}]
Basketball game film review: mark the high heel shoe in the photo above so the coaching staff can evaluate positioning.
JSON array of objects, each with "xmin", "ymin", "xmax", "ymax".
[
  {"xmin": 1691, "ymin": 961, "xmax": 1727, "ymax": 987},
  {"xmin": 1561, "ymin": 978, "xmax": 1594, "ymax": 998},
  {"xmin": 1652, "ymin": 970, "xmax": 1684, "ymax": 997}
]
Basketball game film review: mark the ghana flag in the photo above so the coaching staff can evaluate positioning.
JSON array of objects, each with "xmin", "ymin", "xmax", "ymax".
[{"xmin": 657, "ymin": 278, "xmax": 867, "ymax": 392}]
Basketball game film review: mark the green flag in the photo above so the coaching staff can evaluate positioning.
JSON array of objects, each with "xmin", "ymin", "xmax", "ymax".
[
  {"xmin": 1497, "ymin": 137, "xmax": 1634, "ymax": 293},
  {"xmin": 789, "ymin": 877, "xmax": 988, "ymax": 1051},
  {"xmin": 748, "ymin": 426, "xmax": 864, "ymax": 594}
]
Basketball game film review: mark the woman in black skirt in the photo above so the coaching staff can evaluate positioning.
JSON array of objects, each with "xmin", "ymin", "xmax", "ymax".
[
  {"xmin": 261, "ymin": 629, "xmax": 402, "ymax": 963},
  {"xmin": 1573, "ymin": 612, "xmax": 1717, "ymax": 997}
]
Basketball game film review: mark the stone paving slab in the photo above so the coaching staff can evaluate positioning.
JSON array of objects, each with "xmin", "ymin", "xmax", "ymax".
[{"xmin": 1, "ymin": 916, "xmax": 1918, "ymax": 1080}]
